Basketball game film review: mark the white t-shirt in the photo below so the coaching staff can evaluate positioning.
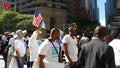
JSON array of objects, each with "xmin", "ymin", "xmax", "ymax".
[
  {"xmin": 28, "ymin": 39, "xmax": 42, "ymax": 61},
  {"xmin": 38, "ymin": 39, "xmax": 64, "ymax": 68},
  {"xmin": 80, "ymin": 36, "xmax": 89, "ymax": 45},
  {"xmin": 8, "ymin": 37, "xmax": 15, "ymax": 55},
  {"xmin": 62, "ymin": 34, "xmax": 78, "ymax": 62},
  {"xmin": 28, "ymin": 31, "xmax": 42, "ymax": 61},
  {"xmin": 8, "ymin": 37, "xmax": 15, "ymax": 46},
  {"xmin": 109, "ymin": 39, "xmax": 120, "ymax": 66},
  {"xmin": 14, "ymin": 39, "xmax": 26, "ymax": 57}
]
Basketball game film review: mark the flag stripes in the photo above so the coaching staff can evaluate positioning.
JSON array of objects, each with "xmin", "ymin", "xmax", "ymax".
[{"xmin": 32, "ymin": 7, "xmax": 43, "ymax": 27}]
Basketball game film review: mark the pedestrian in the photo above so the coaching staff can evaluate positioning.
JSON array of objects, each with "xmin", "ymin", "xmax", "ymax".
[
  {"xmin": 1, "ymin": 32, "xmax": 10, "ymax": 68},
  {"xmin": 79, "ymin": 26, "xmax": 116, "ymax": 68},
  {"xmin": 76, "ymin": 34, "xmax": 82, "ymax": 57},
  {"xmin": 37, "ymin": 28, "xmax": 64, "ymax": 68},
  {"xmin": 62, "ymin": 26, "xmax": 79, "ymax": 68},
  {"xmin": 109, "ymin": 28, "xmax": 120, "ymax": 68},
  {"xmin": 80, "ymin": 32, "xmax": 89, "ymax": 46},
  {"xmin": 0, "ymin": 35, "xmax": 2, "ymax": 54},
  {"xmin": 28, "ymin": 28, "xmax": 43, "ymax": 68},
  {"xmin": 23, "ymin": 33, "xmax": 30, "ymax": 68},
  {"xmin": 9, "ymin": 29, "xmax": 27, "ymax": 68},
  {"xmin": 6, "ymin": 32, "xmax": 16, "ymax": 68}
]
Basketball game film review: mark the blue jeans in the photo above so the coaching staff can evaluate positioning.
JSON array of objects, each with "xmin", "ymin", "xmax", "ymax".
[{"xmin": 15, "ymin": 56, "xmax": 25, "ymax": 68}]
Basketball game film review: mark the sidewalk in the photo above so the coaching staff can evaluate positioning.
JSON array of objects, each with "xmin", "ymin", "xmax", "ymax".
[{"xmin": 0, "ymin": 55, "xmax": 5, "ymax": 68}]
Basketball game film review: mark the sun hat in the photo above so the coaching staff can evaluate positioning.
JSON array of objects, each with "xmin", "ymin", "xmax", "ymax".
[{"xmin": 15, "ymin": 29, "xmax": 27, "ymax": 39}]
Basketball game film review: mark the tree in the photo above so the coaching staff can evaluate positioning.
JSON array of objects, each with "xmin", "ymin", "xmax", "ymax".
[
  {"xmin": 0, "ymin": 10, "xmax": 34, "ymax": 34},
  {"xmin": 73, "ymin": 16, "xmax": 100, "ymax": 35},
  {"xmin": 15, "ymin": 14, "xmax": 35, "ymax": 31},
  {"xmin": 2, "ymin": 11, "xmax": 18, "ymax": 31},
  {"xmin": 16, "ymin": 19, "xmax": 36, "ymax": 32}
]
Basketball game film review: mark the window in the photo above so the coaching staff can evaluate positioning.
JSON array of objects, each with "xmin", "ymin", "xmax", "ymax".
[
  {"xmin": 22, "ymin": 2, "xmax": 25, "ymax": 5},
  {"xmin": 54, "ymin": 0, "xmax": 61, "ymax": 2},
  {"xmin": 50, "ymin": 17, "xmax": 56, "ymax": 29},
  {"xmin": 17, "ymin": 3, "xmax": 19, "ymax": 6},
  {"xmin": 55, "ymin": 5, "xmax": 61, "ymax": 9}
]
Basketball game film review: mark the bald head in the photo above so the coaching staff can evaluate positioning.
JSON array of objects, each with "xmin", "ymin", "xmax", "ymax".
[{"xmin": 94, "ymin": 26, "xmax": 107, "ymax": 38}]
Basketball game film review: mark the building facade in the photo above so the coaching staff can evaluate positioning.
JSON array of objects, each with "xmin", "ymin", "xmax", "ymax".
[
  {"xmin": 105, "ymin": 0, "xmax": 114, "ymax": 25},
  {"xmin": 5, "ymin": 0, "xmax": 75, "ymax": 37},
  {"xmin": 74, "ymin": 0, "xmax": 90, "ymax": 18},
  {"xmin": 75, "ymin": 0, "xmax": 99, "ymax": 22},
  {"xmin": 105, "ymin": 0, "xmax": 120, "ymax": 26},
  {"xmin": 89, "ymin": 0, "xmax": 99, "ymax": 22}
]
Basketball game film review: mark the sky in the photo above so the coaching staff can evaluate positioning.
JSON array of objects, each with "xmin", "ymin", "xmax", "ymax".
[{"xmin": 97, "ymin": 0, "xmax": 106, "ymax": 26}]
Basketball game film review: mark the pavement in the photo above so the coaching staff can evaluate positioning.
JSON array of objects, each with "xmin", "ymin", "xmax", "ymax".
[{"xmin": 0, "ymin": 55, "xmax": 5, "ymax": 68}]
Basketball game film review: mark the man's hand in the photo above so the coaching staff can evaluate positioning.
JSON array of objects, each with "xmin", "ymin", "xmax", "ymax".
[{"xmin": 69, "ymin": 59, "xmax": 73, "ymax": 68}]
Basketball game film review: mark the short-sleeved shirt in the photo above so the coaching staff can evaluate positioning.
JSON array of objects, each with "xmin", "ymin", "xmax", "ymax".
[
  {"xmin": 28, "ymin": 31, "xmax": 42, "ymax": 61},
  {"xmin": 62, "ymin": 35, "xmax": 78, "ymax": 62},
  {"xmin": 38, "ymin": 39, "xmax": 60, "ymax": 62},
  {"xmin": 14, "ymin": 39, "xmax": 26, "ymax": 57},
  {"xmin": 109, "ymin": 39, "xmax": 120, "ymax": 66},
  {"xmin": 38, "ymin": 39, "xmax": 65, "ymax": 68},
  {"xmin": 8, "ymin": 37, "xmax": 15, "ymax": 46}
]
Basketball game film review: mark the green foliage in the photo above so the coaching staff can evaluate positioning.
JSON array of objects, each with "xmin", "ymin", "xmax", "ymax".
[
  {"xmin": 16, "ymin": 20, "xmax": 36, "ymax": 32},
  {"xmin": 2, "ymin": 11, "xmax": 18, "ymax": 31},
  {"xmin": 0, "ymin": 10, "xmax": 34, "ymax": 34},
  {"xmin": 73, "ymin": 16, "xmax": 100, "ymax": 35}
]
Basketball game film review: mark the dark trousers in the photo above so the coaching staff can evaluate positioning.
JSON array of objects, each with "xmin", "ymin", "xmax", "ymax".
[
  {"xmin": 30, "ymin": 61, "xmax": 34, "ymax": 68},
  {"xmin": 72, "ymin": 62, "xmax": 79, "ymax": 68}
]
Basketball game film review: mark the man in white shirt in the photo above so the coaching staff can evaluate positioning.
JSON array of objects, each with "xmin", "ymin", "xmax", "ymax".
[
  {"xmin": 38, "ymin": 28, "xmax": 64, "ymax": 68},
  {"xmin": 62, "ymin": 26, "xmax": 78, "ymax": 68},
  {"xmin": 11, "ymin": 30, "xmax": 27, "ymax": 68},
  {"xmin": 28, "ymin": 29, "xmax": 42, "ymax": 68},
  {"xmin": 109, "ymin": 28, "xmax": 120, "ymax": 68}
]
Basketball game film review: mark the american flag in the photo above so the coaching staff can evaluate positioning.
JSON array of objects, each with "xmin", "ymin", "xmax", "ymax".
[{"xmin": 32, "ymin": 7, "xmax": 43, "ymax": 27}]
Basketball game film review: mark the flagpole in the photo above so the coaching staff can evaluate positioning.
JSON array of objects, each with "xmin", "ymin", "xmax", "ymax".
[{"xmin": 38, "ymin": 24, "xmax": 42, "ymax": 31}]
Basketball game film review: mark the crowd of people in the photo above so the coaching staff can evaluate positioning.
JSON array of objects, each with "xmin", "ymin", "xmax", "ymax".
[{"xmin": 0, "ymin": 25, "xmax": 120, "ymax": 68}]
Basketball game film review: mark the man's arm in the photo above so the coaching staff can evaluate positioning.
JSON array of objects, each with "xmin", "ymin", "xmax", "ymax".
[
  {"xmin": 4, "ymin": 44, "xmax": 11, "ymax": 52},
  {"xmin": 39, "ymin": 54, "xmax": 45, "ymax": 68},
  {"xmin": 63, "ymin": 43, "xmax": 73, "ymax": 67},
  {"xmin": 105, "ymin": 46, "xmax": 116, "ymax": 68},
  {"xmin": 16, "ymin": 50, "xmax": 23, "ymax": 64}
]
